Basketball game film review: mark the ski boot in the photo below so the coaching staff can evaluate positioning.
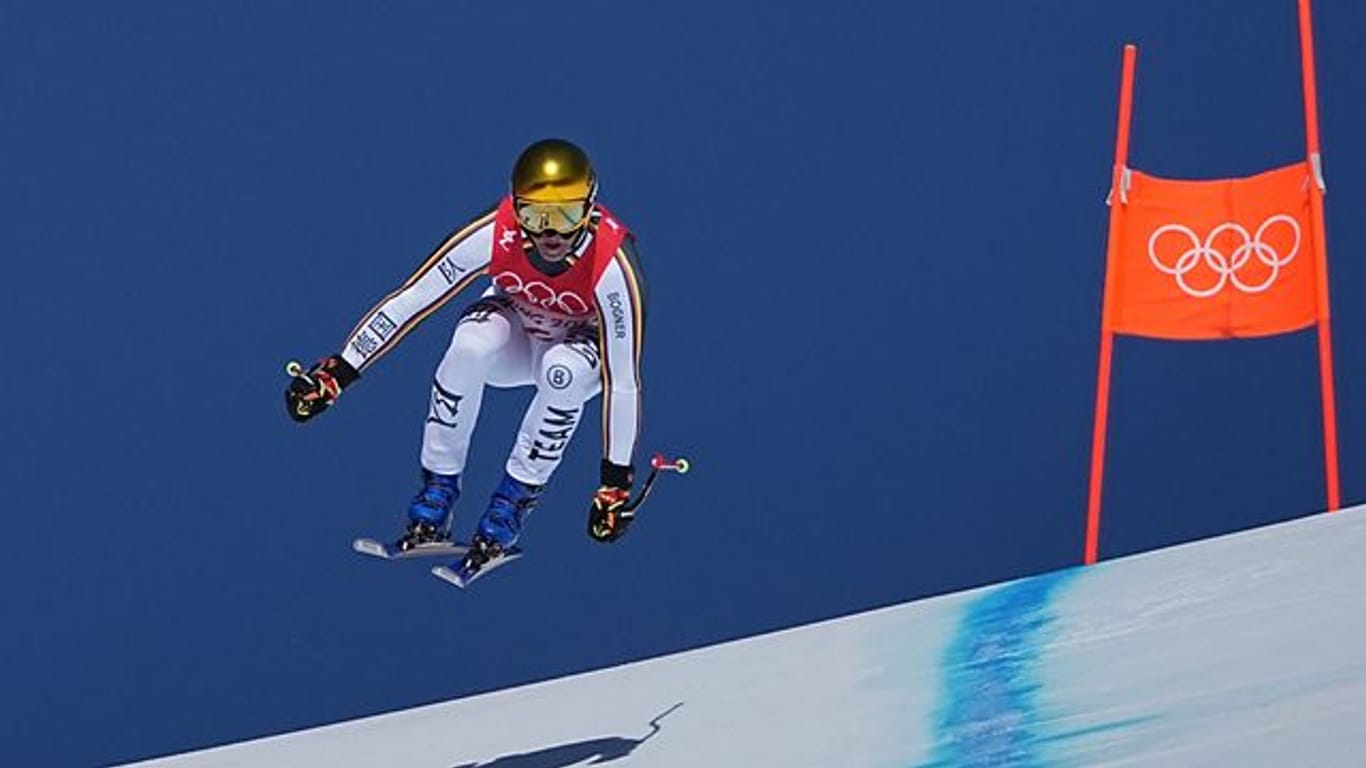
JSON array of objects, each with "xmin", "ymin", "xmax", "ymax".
[
  {"xmin": 396, "ymin": 469, "xmax": 461, "ymax": 552},
  {"xmin": 474, "ymin": 472, "xmax": 543, "ymax": 547},
  {"xmin": 432, "ymin": 473, "xmax": 541, "ymax": 588}
]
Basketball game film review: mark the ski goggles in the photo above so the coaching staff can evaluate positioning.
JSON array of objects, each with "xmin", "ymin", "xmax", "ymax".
[{"xmin": 515, "ymin": 199, "xmax": 591, "ymax": 235}]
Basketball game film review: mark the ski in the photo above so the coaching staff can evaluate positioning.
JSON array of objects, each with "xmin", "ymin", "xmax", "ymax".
[
  {"xmin": 352, "ymin": 537, "xmax": 469, "ymax": 561},
  {"xmin": 431, "ymin": 547, "xmax": 524, "ymax": 589}
]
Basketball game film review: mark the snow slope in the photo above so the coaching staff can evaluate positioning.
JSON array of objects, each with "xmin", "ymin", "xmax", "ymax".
[{"xmin": 122, "ymin": 505, "xmax": 1366, "ymax": 767}]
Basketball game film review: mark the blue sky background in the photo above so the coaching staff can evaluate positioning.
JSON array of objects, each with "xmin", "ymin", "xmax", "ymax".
[{"xmin": 2, "ymin": 1, "xmax": 1363, "ymax": 765}]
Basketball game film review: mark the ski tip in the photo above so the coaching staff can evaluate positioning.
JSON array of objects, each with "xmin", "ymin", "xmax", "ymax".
[
  {"xmin": 353, "ymin": 538, "xmax": 391, "ymax": 559},
  {"xmin": 432, "ymin": 565, "xmax": 468, "ymax": 590}
]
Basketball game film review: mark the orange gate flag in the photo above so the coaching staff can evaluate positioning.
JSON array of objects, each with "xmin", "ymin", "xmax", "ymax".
[
  {"xmin": 1087, "ymin": 17, "xmax": 1340, "ymax": 567},
  {"xmin": 1108, "ymin": 162, "xmax": 1319, "ymax": 339}
]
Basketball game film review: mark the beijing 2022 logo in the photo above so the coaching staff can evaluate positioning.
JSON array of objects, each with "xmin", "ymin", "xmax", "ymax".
[{"xmin": 1147, "ymin": 215, "xmax": 1300, "ymax": 298}]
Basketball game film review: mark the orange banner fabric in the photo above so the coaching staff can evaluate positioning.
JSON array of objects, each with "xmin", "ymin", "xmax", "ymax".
[{"xmin": 1109, "ymin": 162, "xmax": 1318, "ymax": 339}]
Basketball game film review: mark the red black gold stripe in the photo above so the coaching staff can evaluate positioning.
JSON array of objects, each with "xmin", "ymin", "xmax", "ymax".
[
  {"xmin": 360, "ymin": 266, "xmax": 487, "ymax": 370},
  {"xmin": 344, "ymin": 209, "xmax": 496, "ymax": 370},
  {"xmin": 599, "ymin": 242, "xmax": 648, "ymax": 462}
]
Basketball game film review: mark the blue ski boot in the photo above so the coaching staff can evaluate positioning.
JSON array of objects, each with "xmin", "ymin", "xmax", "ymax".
[
  {"xmin": 397, "ymin": 469, "xmax": 461, "ymax": 552},
  {"xmin": 454, "ymin": 473, "xmax": 543, "ymax": 579}
]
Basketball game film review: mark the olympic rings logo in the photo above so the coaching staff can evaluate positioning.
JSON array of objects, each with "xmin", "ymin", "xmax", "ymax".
[
  {"xmin": 1147, "ymin": 215, "xmax": 1301, "ymax": 298},
  {"xmin": 493, "ymin": 271, "xmax": 591, "ymax": 315}
]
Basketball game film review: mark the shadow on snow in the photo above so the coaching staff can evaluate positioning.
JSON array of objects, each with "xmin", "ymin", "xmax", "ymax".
[{"xmin": 450, "ymin": 703, "xmax": 683, "ymax": 768}]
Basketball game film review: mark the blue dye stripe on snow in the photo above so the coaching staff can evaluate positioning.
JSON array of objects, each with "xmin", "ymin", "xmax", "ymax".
[{"xmin": 928, "ymin": 568, "xmax": 1079, "ymax": 767}]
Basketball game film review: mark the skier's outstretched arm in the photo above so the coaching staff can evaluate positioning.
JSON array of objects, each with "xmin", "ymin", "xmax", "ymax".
[
  {"xmin": 285, "ymin": 207, "xmax": 496, "ymax": 422},
  {"xmin": 587, "ymin": 235, "xmax": 647, "ymax": 541},
  {"xmin": 339, "ymin": 208, "xmax": 496, "ymax": 372}
]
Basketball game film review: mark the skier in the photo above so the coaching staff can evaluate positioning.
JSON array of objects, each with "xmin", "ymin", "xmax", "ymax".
[{"xmin": 285, "ymin": 138, "xmax": 646, "ymax": 581}]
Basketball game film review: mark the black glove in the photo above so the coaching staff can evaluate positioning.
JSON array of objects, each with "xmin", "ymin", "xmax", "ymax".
[
  {"xmin": 285, "ymin": 355, "xmax": 359, "ymax": 423},
  {"xmin": 588, "ymin": 460, "xmax": 635, "ymax": 543}
]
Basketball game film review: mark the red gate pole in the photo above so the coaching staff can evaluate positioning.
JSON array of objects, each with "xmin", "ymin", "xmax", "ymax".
[
  {"xmin": 1297, "ymin": 0, "xmax": 1341, "ymax": 512},
  {"xmin": 1086, "ymin": 44, "xmax": 1137, "ymax": 565}
]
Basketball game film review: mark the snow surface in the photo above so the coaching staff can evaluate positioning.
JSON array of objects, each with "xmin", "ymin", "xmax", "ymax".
[{"xmin": 121, "ymin": 506, "xmax": 1366, "ymax": 767}]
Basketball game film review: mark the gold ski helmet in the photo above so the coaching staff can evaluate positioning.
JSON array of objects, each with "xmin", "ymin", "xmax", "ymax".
[{"xmin": 510, "ymin": 138, "xmax": 598, "ymax": 235}]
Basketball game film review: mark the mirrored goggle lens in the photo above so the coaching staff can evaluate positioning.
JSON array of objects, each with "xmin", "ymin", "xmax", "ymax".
[{"xmin": 516, "ymin": 200, "xmax": 590, "ymax": 234}]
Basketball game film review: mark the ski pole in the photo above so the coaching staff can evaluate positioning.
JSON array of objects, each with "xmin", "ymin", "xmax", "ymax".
[{"xmin": 621, "ymin": 453, "xmax": 690, "ymax": 513}]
